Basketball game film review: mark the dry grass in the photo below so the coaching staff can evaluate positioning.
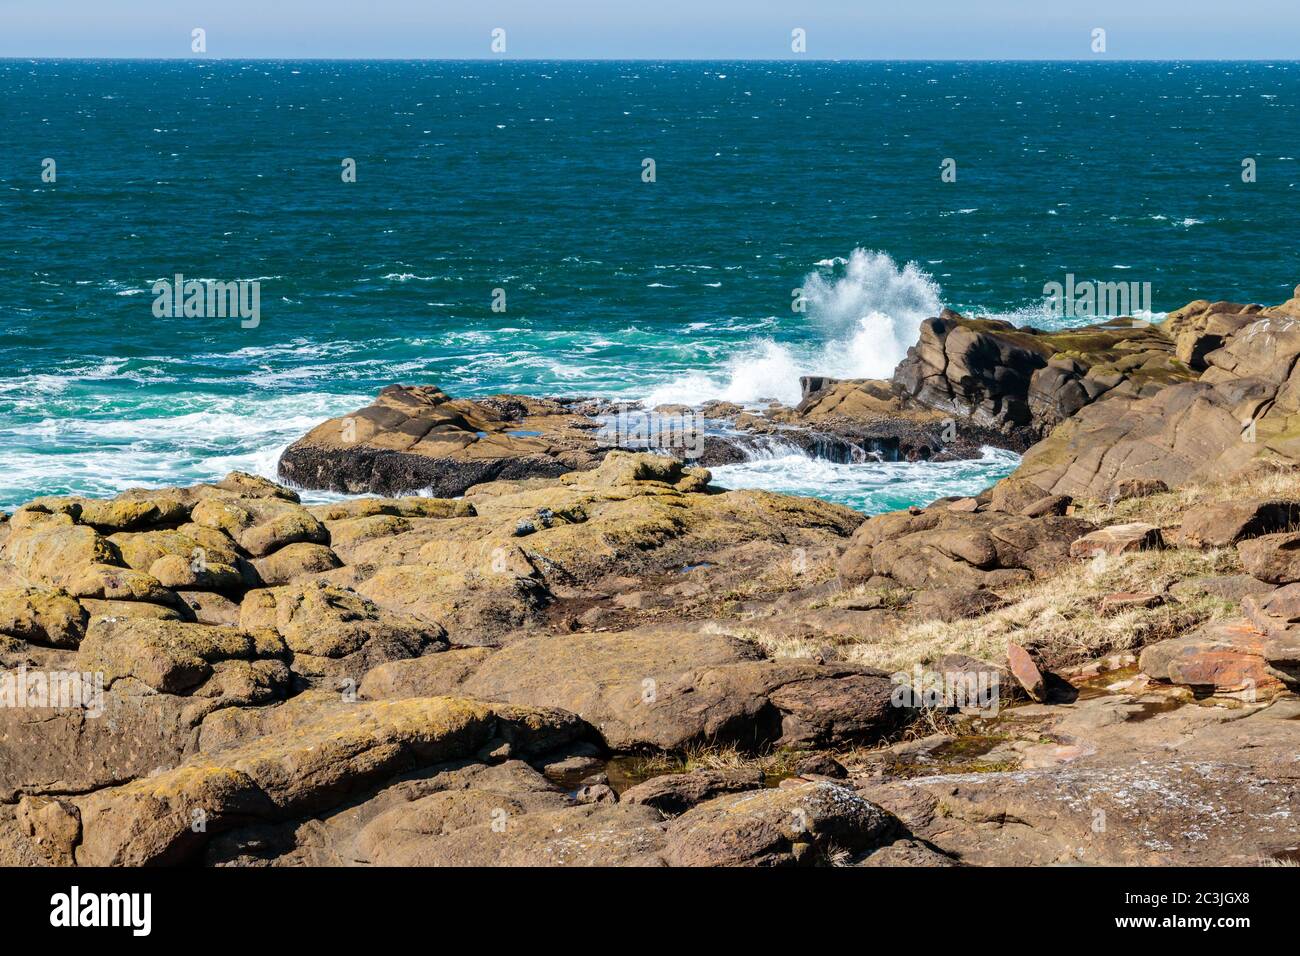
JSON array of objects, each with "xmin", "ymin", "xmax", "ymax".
[
  {"xmin": 841, "ymin": 546, "xmax": 1240, "ymax": 673},
  {"xmin": 1073, "ymin": 465, "xmax": 1300, "ymax": 528},
  {"xmin": 618, "ymin": 741, "xmax": 805, "ymax": 778}
]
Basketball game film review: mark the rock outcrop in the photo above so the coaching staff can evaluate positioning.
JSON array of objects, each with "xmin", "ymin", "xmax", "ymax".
[
  {"xmin": 1008, "ymin": 295, "xmax": 1300, "ymax": 499},
  {"xmin": 278, "ymin": 385, "xmax": 607, "ymax": 497}
]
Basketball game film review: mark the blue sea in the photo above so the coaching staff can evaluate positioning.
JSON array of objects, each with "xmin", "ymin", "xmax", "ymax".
[{"xmin": 2, "ymin": 60, "xmax": 1298, "ymax": 512}]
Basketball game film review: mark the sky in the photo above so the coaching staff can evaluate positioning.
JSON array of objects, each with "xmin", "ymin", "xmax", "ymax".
[{"xmin": 1, "ymin": 1, "xmax": 1297, "ymax": 59}]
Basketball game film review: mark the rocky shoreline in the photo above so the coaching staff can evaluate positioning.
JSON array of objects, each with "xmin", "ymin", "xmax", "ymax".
[{"xmin": 3, "ymin": 292, "xmax": 1300, "ymax": 866}]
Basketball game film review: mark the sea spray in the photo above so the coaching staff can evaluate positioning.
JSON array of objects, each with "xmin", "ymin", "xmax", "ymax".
[{"xmin": 641, "ymin": 249, "xmax": 944, "ymax": 408}]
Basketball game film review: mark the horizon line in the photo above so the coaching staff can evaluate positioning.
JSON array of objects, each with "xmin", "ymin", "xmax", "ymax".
[{"xmin": 3, "ymin": 56, "xmax": 1300, "ymax": 63}]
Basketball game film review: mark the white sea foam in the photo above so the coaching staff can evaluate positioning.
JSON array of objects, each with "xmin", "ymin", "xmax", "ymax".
[
  {"xmin": 640, "ymin": 249, "xmax": 943, "ymax": 407},
  {"xmin": 711, "ymin": 446, "xmax": 1021, "ymax": 513}
]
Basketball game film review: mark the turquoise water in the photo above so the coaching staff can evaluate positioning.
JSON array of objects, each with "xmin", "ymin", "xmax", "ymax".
[{"xmin": 2, "ymin": 60, "xmax": 1298, "ymax": 511}]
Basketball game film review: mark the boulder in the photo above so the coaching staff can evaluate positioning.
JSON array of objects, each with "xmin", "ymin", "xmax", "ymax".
[
  {"xmin": 1007, "ymin": 642, "xmax": 1047, "ymax": 702},
  {"xmin": 891, "ymin": 313, "xmax": 1192, "ymax": 447},
  {"xmin": 1181, "ymin": 500, "xmax": 1300, "ymax": 549},
  {"xmin": 250, "ymin": 543, "xmax": 342, "ymax": 586},
  {"xmin": 239, "ymin": 581, "xmax": 444, "ymax": 685},
  {"xmin": 76, "ymin": 618, "xmax": 288, "ymax": 696},
  {"xmin": 1011, "ymin": 302, "xmax": 1300, "ymax": 498},
  {"xmin": 910, "ymin": 587, "xmax": 1007, "ymax": 622},
  {"xmin": 190, "ymin": 497, "xmax": 327, "ymax": 558},
  {"xmin": 3, "ymin": 517, "xmax": 119, "ymax": 589},
  {"xmin": 1238, "ymin": 531, "xmax": 1300, "ymax": 584},
  {"xmin": 660, "ymin": 782, "xmax": 897, "ymax": 867},
  {"xmin": 620, "ymin": 769, "xmax": 766, "ymax": 814},
  {"xmin": 1069, "ymin": 523, "xmax": 1164, "ymax": 558},
  {"xmin": 277, "ymin": 384, "xmax": 607, "ymax": 497},
  {"xmin": 0, "ymin": 587, "xmax": 87, "ymax": 648},
  {"xmin": 1138, "ymin": 619, "xmax": 1290, "ymax": 696},
  {"xmin": 839, "ymin": 507, "xmax": 1091, "ymax": 589}
]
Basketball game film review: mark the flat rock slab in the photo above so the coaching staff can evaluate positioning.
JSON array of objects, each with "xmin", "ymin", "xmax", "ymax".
[
  {"xmin": 1069, "ymin": 523, "xmax": 1164, "ymax": 558},
  {"xmin": 277, "ymin": 385, "xmax": 606, "ymax": 496},
  {"xmin": 1180, "ymin": 499, "xmax": 1300, "ymax": 549},
  {"xmin": 1138, "ymin": 619, "xmax": 1289, "ymax": 696}
]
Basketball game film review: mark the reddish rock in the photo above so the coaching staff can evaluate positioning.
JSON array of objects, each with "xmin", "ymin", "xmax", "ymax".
[
  {"xmin": 1021, "ymin": 494, "xmax": 1072, "ymax": 518},
  {"xmin": 1113, "ymin": 478, "xmax": 1169, "ymax": 501},
  {"xmin": 1069, "ymin": 523, "xmax": 1165, "ymax": 558},
  {"xmin": 1181, "ymin": 500, "xmax": 1300, "ymax": 549},
  {"xmin": 1006, "ymin": 642, "xmax": 1046, "ymax": 702},
  {"xmin": 1138, "ymin": 620, "xmax": 1288, "ymax": 698},
  {"xmin": 1239, "ymin": 532, "xmax": 1300, "ymax": 585}
]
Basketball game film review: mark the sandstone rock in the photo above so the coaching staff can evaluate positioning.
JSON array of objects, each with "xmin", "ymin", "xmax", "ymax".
[
  {"xmin": 76, "ymin": 618, "xmax": 288, "ymax": 695},
  {"xmin": 16, "ymin": 795, "xmax": 81, "ymax": 865},
  {"xmin": 1069, "ymin": 523, "xmax": 1164, "ymax": 558},
  {"xmin": 176, "ymin": 590, "xmax": 242, "ymax": 627},
  {"xmin": 80, "ymin": 598, "xmax": 182, "ymax": 623},
  {"xmin": 910, "ymin": 587, "xmax": 1007, "ymax": 622},
  {"xmin": 1021, "ymin": 494, "xmax": 1072, "ymax": 518},
  {"xmin": 840, "ymin": 507, "xmax": 1091, "ymax": 589},
  {"xmin": 620, "ymin": 769, "xmax": 766, "ymax": 814},
  {"xmin": 3, "ymin": 517, "xmax": 119, "ymax": 589},
  {"xmin": 239, "ymin": 581, "xmax": 443, "ymax": 685},
  {"xmin": 459, "ymin": 628, "xmax": 763, "ymax": 750},
  {"xmin": 308, "ymin": 497, "xmax": 476, "ymax": 522},
  {"xmin": 1181, "ymin": 500, "xmax": 1300, "ymax": 549},
  {"xmin": 190, "ymin": 497, "xmax": 328, "ymax": 558},
  {"xmin": 212, "ymin": 472, "xmax": 301, "ymax": 501},
  {"xmin": 1007, "ymin": 642, "xmax": 1047, "ymax": 702},
  {"xmin": 250, "ymin": 542, "xmax": 341, "ymax": 586},
  {"xmin": 359, "ymin": 801, "xmax": 667, "ymax": 867},
  {"xmin": 0, "ymin": 587, "xmax": 87, "ymax": 648},
  {"xmin": 767, "ymin": 671, "xmax": 906, "ymax": 748},
  {"xmin": 1238, "ymin": 531, "xmax": 1300, "ymax": 584},
  {"xmin": 1169, "ymin": 574, "xmax": 1273, "ymax": 604},
  {"xmin": 1138, "ymin": 620, "xmax": 1289, "ymax": 696},
  {"xmin": 892, "ymin": 313, "xmax": 1191, "ymax": 446},
  {"xmin": 1011, "ymin": 303, "xmax": 1300, "ymax": 498},
  {"xmin": 148, "ymin": 553, "xmax": 245, "ymax": 591},
  {"xmin": 660, "ymin": 782, "xmax": 896, "ymax": 867},
  {"xmin": 278, "ymin": 384, "xmax": 607, "ymax": 497},
  {"xmin": 1242, "ymin": 583, "xmax": 1300, "ymax": 636},
  {"xmin": 358, "ymin": 648, "xmax": 495, "ymax": 699},
  {"xmin": 71, "ymin": 695, "xmax": 571, "ymax": 865},
  {"xmin": 0, "ymin": 681, "xmax": 211, "ymax": 801},
  {"xmin": 110, "ymin": 526, "xmax": 242, "ymax": 573},
  {"xmin": 1113, "ymin": 478, "xmax": 1169, "ymax": 501},
  {"xmin": 63, "ymin": 563, "xmax": 176, "ymax": 605}
]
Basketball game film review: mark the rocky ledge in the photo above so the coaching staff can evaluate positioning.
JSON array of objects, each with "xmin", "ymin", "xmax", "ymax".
[{"xmin": 4, "ymin": 291, "xmax": 1300, "ymax": 867}]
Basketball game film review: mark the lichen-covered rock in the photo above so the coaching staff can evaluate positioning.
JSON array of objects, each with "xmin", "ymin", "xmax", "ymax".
[
  {"xmin": 238, "ymin": 581, "xmax": 444, "ymax": 686},
  {"xmin": 278, "ymin": 384, "xmax": 607, "ymax": 497},
  {"xmin": 0, "ymin": 587, "xmax": 87, "ymax": 648},
  {"xmin": 3, "ymin": 516, "xmax": 120, "ymax": 589},
  {"xmin": 190, "ymin": 497, "xmax": 328, "ymax": 558},
  {"xmin": 250, "ymin": 542, "xmax": 341, "ymax": 586},
  {"xmin": 76, "ymin": 618, "xmax": 288, "ymax": 695},
  {"xmin": 839, "ymin": 507, "xmax": 1091, "ymax": 588}
]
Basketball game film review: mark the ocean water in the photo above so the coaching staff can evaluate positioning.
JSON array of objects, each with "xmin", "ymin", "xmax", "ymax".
[{"xmin": 2, "ymin": 60, "xmax": 1298, "ymax": 512}]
